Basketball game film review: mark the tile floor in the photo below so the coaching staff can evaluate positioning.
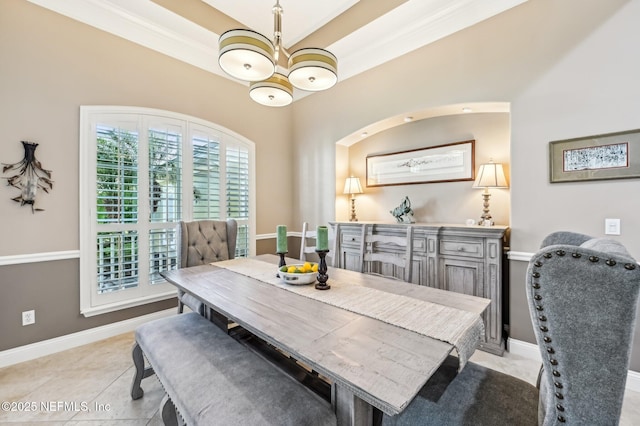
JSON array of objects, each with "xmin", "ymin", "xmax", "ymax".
[{"xmin": 1, "ymin": 332, "xmax": 639, "ymax": 425}]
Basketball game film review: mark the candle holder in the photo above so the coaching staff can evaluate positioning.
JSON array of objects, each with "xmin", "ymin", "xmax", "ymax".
[
  {"xmin": 276, "ymin": 251, "xmax": 287, "ymax": 277},
  {"xmin": 315, "ymin": 250, "xmax": 330, "ymax": 290}
]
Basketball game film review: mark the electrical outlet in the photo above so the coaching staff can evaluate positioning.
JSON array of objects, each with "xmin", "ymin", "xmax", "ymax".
[{"xmin": 22, "ymin": 310, "xmax": 35, "ymax": 326}]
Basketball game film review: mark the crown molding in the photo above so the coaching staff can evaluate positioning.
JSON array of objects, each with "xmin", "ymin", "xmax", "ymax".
[
  {"xmin": 26, "ymin": 0, "xmax": 527, "ymax": 100},
  {"xmin": 26, "ymin": 0, "xmax": 223, "ymax": 77}
]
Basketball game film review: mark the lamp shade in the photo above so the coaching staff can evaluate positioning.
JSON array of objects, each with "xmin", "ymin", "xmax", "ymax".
[
  {"xmin": 473, "ymin": 162, "xmax": 508, "ymax": 188},
  {"xmin": 288, "ymin": 48, "xmax": 338, "ymax": 91},
  {"xmin": 249, "ymin": 73, "xmax": 293, "ymax": 107},
  {"xmin": 343, "ymin": 176, "xmax": 363, "ymax": 195},
  {"xmin": 218, "ymin": 29, "xmax": 276, "ymax": 82}
]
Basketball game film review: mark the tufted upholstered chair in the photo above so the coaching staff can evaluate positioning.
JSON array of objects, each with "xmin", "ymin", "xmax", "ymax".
[
  {"xmin": 527, "ymin": 231, "xmax": 640, "ymax": 425},
  {"xmin": 383, "ymin": 231, "xmax": 640, "ymax": 426},
  {"xmin": 177, "ymin": 219, "xmax": 237, "ymax": 314}
]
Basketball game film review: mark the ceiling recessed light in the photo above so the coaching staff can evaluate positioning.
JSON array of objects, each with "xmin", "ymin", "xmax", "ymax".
[
  {"xmin": 404, "ymin": 116, "xmax": 413, "ymax": 122},
  {"xmin": 462, "ymin": 107, "xmax": 472, "ymax": 113},
  {"xmin": 360, "ymin": 132, "xmax": 368, "ymax": 138}
]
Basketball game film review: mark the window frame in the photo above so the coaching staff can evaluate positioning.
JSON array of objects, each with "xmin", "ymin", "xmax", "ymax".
[{"xmin": 80, "ymin": 106, "xmax": 256, "ymax": 317}]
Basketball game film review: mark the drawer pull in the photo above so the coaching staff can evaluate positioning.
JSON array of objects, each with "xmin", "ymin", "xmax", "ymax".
[{"xmin": 458, "ymin": 247, "xmax": 465, "ymax": 251}]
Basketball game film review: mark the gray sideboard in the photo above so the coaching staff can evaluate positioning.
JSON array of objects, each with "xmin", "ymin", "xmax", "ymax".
[{"xmin": 329, "ymin": 221, "xmax": 509, "ymax": 355}]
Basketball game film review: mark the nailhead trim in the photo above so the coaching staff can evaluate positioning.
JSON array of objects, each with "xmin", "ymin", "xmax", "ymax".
[{"xmin": 530, "ymin": 248, "xmax": 639, "ymax": 424}]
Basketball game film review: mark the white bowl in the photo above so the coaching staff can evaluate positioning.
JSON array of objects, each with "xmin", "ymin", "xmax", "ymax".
[{"xmin": 278, "ymin": 265, "xmax": 317, "ymax": 285}]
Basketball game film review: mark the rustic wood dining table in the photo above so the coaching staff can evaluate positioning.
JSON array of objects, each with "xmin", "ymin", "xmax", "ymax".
[{"xmin": 161, "ymin": 254, "xmax": 490, "ymax": 426}]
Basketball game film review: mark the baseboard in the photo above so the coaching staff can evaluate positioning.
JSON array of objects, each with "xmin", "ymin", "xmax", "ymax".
[
  {"xmin": 507, "ymin": 337, "xmax": 541, "ymax": 362},
  {"xmin": 0, "ymin": 308, "xmax": 175, "ymax": 369},
  {"xmin": 508, "ymin": 338, "xmax": 640, "ymax": 393}
]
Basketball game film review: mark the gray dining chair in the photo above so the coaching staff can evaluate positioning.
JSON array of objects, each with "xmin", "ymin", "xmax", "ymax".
[
  {"xmin": 177, "ymin": 219, "xmax": 237, "ymax": 315},
  {"xmin": 359, "ymin": 224, "xmax": 414, "ymax": 282},
  {"xmin": 383, "ymin": 231, "xmax": 640, "ymax": 426}
]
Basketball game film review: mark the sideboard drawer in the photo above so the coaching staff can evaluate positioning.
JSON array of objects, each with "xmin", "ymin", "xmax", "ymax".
[
  {"xmin": 439, "ymin": 239, "xmax": 484, "ymax": 258},
  {"xmin": 340, "ymin": 232, "xmax": 361, "ymax": 246}
]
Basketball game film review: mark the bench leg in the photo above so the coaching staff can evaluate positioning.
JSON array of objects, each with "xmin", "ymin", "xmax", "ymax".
[
  {"xmin": 161, "ymin": 394, "xmax": 180, "ymax": 426},
  {"xmin": 131, "ymin": 342, "xmax": 155, "ymax": 400}
]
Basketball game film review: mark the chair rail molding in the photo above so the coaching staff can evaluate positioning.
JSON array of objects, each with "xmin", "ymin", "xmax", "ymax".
[
  {"xmin": 508, "ymin": 251, "xmax": 640, "ymax": 266},
  {"xmin": 0, "ymin": 250, "xmax": 80, "ymax": 266},
  {"xmin": 507, "ymin": 251, "xmax": 533, "ymax": 262},
  {"xmin": 0, "ymin": 234, "xmax": 294, "ymax": 265}
]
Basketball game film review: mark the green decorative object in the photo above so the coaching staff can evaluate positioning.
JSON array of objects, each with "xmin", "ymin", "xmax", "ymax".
[
  {"xmin": 276, "ymin": 225, "xmax": 288, "ymax": 253},
  {"xmin": 316, "ymin": 226, "xmax": 329, "ymax": 251}
]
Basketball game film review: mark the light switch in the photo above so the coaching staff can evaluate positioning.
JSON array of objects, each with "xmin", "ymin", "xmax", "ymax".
[{"xmin": 605, "ymin": 218, "xmax": 621, "ymax": 235}]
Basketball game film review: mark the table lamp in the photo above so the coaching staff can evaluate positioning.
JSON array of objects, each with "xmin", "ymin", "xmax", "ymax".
[
  {"xmin": 343, "ymin": 176, "xmax": 363, "ymax": 222},
  {"xmin": 472, "ymin": 161, "xmax": 508, "ymax": 226}
]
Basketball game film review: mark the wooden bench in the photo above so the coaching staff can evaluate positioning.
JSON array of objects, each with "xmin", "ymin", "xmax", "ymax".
[{"xmin": 130, "ymin": 312, "xmax": 336, "ymax": 425}]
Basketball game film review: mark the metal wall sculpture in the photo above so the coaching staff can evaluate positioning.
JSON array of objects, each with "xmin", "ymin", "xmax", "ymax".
[
  {"xmin": 2, "ymin": 141, "xmax": 53, "ymax": 212},
  {"xmin": 390, "ymin": 196, "xmax": 415, "ymax": 223}
]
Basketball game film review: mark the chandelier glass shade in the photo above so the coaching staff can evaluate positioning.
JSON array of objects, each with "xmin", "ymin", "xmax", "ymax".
[
  {"xmin": 288, "ymin": 48, "xmax": 338, "ymax": 91},
  {"xmin": 217, "ymin": 1, "xmax": 337, "ymax": 106},
  {"xmin": 249, "ymin": 73, "xmax": 293, "ymax": 107},
  {"xmin": 218, "ymin": 29, "xmax": 276, "ymax": 82}
]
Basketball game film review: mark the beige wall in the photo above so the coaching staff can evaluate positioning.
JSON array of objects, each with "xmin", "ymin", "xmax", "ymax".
[
  {"xmin": 291, "ymin": 0, "xmax": 640, "ymax": 370},
  {"xmin": 0, "ymin": 1, "xmax": 294, "ymax": 257},
  {"xmin": 341, "ymin": 113, "xmax": 510, "ymax": 225},
  {"xmin": 0, "ymin": 1, "xmax": 293, "ymax": 350}
]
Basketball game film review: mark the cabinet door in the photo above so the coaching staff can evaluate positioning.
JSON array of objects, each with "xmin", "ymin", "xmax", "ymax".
[
  {"xmin": 341, "ymin": 248, "xmax": 361, "ymax": 272},
  {"xmin": 339, "ymin": 230, "xmax": 362, "ymax": 272},
  {"xmin": 438, "ymin": 257, "xmax": 484, "ymax": 297}
]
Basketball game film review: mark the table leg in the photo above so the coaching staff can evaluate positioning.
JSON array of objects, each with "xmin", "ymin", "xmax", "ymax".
[{"xmin": 332, "ymin": 382, "xmax": 374, "ymax": 426}]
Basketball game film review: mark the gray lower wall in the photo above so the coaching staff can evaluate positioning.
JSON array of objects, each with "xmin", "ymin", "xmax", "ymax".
[
  {"xmin": 508, "ymin": 259, "xmax": 536, "ymax": 345},
  {"xmin": 0, "ymin": 236, "xmax": 290, "ymax": 353},
  {"xmin": 0, "ymin": 259, "xmax": 176, "ymax": 352}
]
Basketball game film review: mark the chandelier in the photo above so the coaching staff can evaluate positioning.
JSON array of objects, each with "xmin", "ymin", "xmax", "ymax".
[{"xmin": 218, "ymin": 1, "xmax": 338, "ymax": 107}]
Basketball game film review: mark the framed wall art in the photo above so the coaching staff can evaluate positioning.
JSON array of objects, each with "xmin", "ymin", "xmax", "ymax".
[
  {"xmin": 549, "ymin": 129, "xmax": 640, "ymax": 183},
  {"xmin": 366, "ymin": 140, "xmax": 475, "ymax": 187}
]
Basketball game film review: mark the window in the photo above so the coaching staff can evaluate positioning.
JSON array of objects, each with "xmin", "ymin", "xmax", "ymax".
[{"xmin": 80, "ymin": 107, "xmax": 255, "ymax": 316}]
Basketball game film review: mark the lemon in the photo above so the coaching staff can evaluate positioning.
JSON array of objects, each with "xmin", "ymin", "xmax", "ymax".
[
  {"xmin": 311, "ymin": 263, "xmax": 319, "ymax": 272},
  {"xmin": 287, "ymin": 266, "xmax": 297, "ymax": 273},
  {"xmin": 303, "ymin": 262, "xmax": 312, "ymax": 272}
]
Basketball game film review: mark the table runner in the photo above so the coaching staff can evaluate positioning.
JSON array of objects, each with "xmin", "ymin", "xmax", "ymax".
[{"xmin": 213, "ymin": 257, "xmax": 485, "ymax": 369}]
